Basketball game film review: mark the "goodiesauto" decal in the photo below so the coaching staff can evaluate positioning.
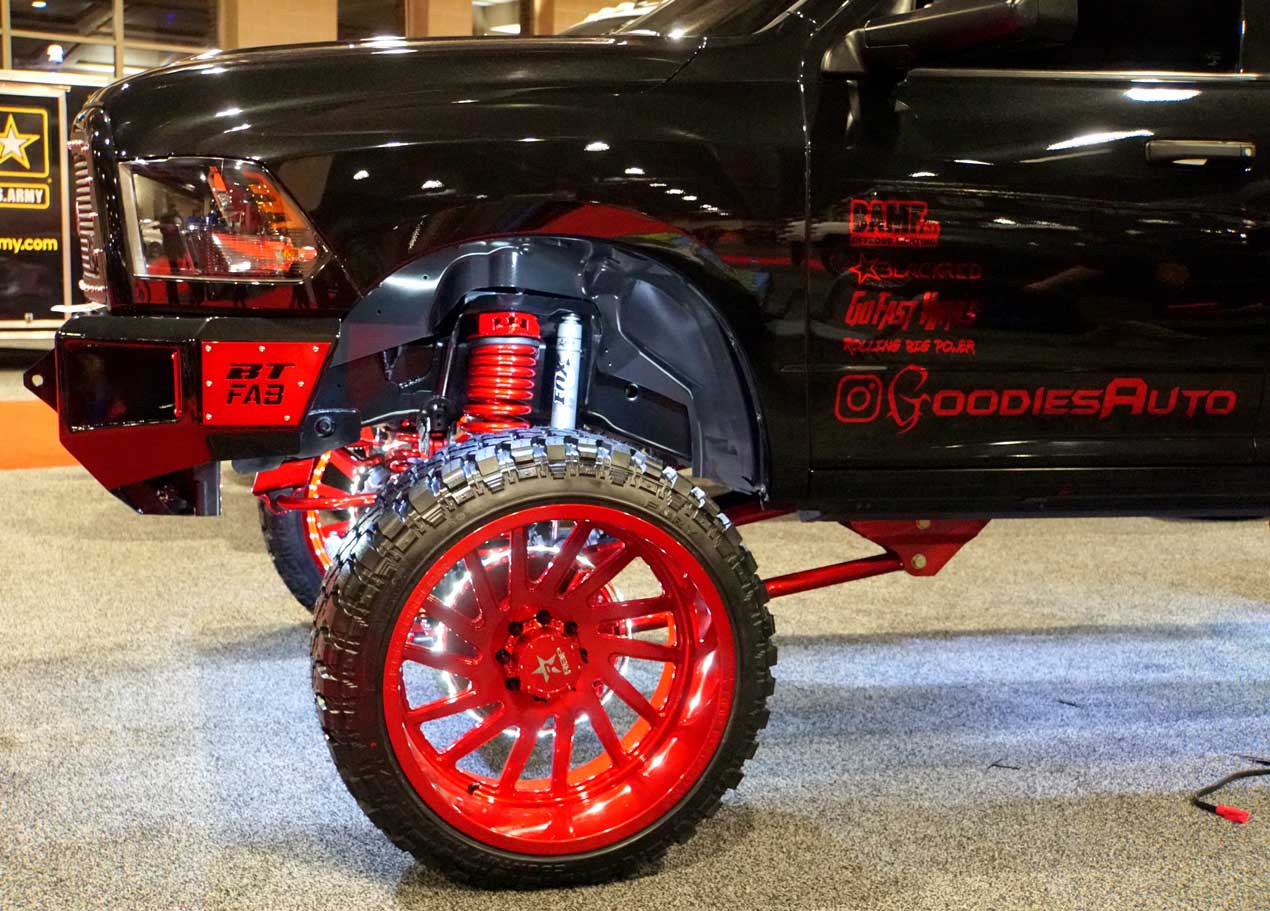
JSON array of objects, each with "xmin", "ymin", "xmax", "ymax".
[{"xmin": 835, "ymin": 365, "xmax": 1239, "ymax": 435}]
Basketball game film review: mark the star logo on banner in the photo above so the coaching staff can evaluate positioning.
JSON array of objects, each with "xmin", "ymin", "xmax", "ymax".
[
  {"xmin": 0, "ymin": 115, "xmax": 38, "ymax": 170},
  {"xmin": 848, "ymin": 254, "xmax": 882, "ymax": 287}
]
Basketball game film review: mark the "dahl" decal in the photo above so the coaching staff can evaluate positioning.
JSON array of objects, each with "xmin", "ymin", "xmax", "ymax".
[{"xmin": 849, "ymin": 199, "xmax": 942, "ymax": 249}]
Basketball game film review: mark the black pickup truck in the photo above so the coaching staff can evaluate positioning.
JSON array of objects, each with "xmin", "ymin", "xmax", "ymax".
[{"xmin": 24, "ymin": 0, "xmax": 1269, "ymax": 887}]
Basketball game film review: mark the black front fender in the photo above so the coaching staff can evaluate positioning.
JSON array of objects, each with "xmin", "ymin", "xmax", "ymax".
[{"xmin": 315, "ymin": 235, "xmax": 769, "ymax": 493}]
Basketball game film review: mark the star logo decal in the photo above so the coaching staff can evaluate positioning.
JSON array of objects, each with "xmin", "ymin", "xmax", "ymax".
[
  {"xmin": 0, "ymin": 114, "xmax": 38, "ymax": 171},
  {"xmin": 848, "ymin": 254, "xmax": 882, "ymax": 287},
  {"xmin": 533, "ymin": 655, "xmax": 559, "ymax": 682}
]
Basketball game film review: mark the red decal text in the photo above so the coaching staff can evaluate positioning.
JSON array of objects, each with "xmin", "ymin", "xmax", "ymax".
[
  {"xmin": 835, "ymin": 366, "xmax": 1239, "ymax": 435},
  {"xmin": 848, "ymin": 255, "xmax": 981, "ymax": 287},
  {"xmin": 849, "ymin": 199, "xmax": 942, "ymax": 248}
]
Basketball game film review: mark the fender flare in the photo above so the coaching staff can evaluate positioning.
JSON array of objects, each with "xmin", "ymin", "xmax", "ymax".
[{"xmin": 318, "ymin": 235, "xmax": 769, "ymax": 494}]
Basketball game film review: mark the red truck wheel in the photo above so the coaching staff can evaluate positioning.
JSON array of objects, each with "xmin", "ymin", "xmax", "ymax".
[{"xmin": 311, "ymin": 431, "xmax": 775, "ymax": 887}]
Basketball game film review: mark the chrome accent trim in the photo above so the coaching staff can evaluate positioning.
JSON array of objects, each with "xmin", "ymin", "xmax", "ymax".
[
  {"xmin": 69, "ymin": 135, "xmax": 107, "ymax": 306},
  {"xmin": 912, "ymin": 68, "xmax": 1262, "ymax": 82}
]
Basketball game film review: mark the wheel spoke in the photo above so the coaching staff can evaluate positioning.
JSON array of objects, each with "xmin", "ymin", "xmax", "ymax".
[
  {"xmin": 536, "ymin": 521, "xmax": 594, "ymax": 596},
  {"xmin": 604, "ymin": 637, "xmax": 681, "ymax": 664},
  {"xmin": 419, "ymin": 594, "xmax": 480, "ymax": 644},
  {"xmin": 551, "ymin": 710, "xmax": 576, "ymax": 790},
  {"xmin": 578, "ymin": 689, "xmax": 626, "ymax": 767},
  {"xmin": 463, "ymin": 553, "xmax": 501, "ymax": 621},
  {"xmin": 402, "ymin": 642, "xmax": 478, "ymax": 677},
  {"xmin": 592, "ymin": 595, "xmax": 673, "ymax": 625},
  {"xmin": 498, "ymin": 718, "xmax": 542, "ymax": 793},
  {"xmin": 568, "ymin": 544, "xmax": 637, "ymax": 604},
  {"xmin": 406, "ymin": 687, "xmax": 485, "ymax": 725},
  {"xmin": 598, "ymin": 664, "xmax": 662, "ymax": 725},
  {"xmin": 582, "ymin": 540, "xmax": 625, "ymax": 564},
  {"xmin": 437, "ymin": 708, "xmax": 510, "ymax": 766},
  {"xmin": 508, "ymin": 525, "xmax": 530, "ymax": 607}
]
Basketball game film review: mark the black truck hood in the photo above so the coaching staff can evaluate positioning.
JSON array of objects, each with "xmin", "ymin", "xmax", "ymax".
[{"xmin": 92, "ymin": 36, "xmax": 704, "ymax": 162}]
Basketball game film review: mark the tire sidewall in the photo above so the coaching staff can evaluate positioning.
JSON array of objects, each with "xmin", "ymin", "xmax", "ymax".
[{"xmin": 259, "ymin": 500, "xmax": 326, "ymax": 608}]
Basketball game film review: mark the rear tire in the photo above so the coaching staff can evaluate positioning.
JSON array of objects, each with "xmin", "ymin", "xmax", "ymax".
[
  {"xmin": 259, "ymin": 447, "xmax": 378, "ymax": 611},
  {"xmin": 258, "ymin": 502, "xmax": 324, "ymax": 608},
  {"xmin": 311, "ymin": 430, "xmax": 776, "ymax": 887}
]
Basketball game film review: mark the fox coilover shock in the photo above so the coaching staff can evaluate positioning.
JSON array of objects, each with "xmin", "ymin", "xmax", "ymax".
[
  {"xmin": 273, "ymin": 310, "xmax": 583, "ymax": 514},
  {"xmin": 458, "ymin": 311, "xmax": 542, "ymax": 437}
]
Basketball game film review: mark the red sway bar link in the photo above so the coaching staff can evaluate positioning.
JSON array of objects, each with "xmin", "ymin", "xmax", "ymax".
[{"xmin": 275, "ymin": 491, "xmax": 378, "ymax": 511}]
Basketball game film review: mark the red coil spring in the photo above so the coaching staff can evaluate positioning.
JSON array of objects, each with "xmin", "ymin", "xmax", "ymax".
[{"xmin": 459, "ymin": 311, "xmax": 541, "ymax": 436}]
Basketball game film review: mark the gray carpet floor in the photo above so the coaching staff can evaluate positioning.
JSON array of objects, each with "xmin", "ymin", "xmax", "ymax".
[{"xmin": 1, "ymin": 457, "xmax": 1267, "ymax": 908}]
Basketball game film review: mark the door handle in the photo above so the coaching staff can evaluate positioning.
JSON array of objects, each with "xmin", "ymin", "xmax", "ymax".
[{"xmin": 1146, "ymin": 139, "xmax": 1256, "ymax": 165}]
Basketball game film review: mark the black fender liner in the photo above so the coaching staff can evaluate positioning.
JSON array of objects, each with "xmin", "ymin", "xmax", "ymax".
[{"xmin": 316, "ymin": 236, "xmax": 767, "ymax": 493}]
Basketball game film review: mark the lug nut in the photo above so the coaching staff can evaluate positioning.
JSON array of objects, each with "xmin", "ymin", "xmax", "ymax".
[
  {"xmin": 495, "ymin": 649, "xmax": 511, "ymax": 664},
  {"xmin": 508, "ymin": 621, "xmax": 523, "ymax": 636},
  {"xmin": 563, "ymin": 621, "xmax": 578, "ymax": 636},
  {"xmin": 536, "ymin": 610, "xmax": 551, "ymax": 626},
  {"xmin": 506, "ymin": 677, "xmax": 521, "ymax": 691}
]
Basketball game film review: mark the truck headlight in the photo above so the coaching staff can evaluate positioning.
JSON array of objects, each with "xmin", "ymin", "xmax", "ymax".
[{"xmin": 119, "ymin": 158, "xmax": 326, "ymax": 282}]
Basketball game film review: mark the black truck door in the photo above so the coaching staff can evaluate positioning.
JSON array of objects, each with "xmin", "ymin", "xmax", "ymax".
[{"xmin": 805, "ymin": 0, "xmax": 1269, "ymax": 498}]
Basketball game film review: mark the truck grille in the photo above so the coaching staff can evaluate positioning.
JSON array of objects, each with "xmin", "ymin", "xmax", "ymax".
[{"xmin": 69, "ymin": 137, "xmax": 108, "ymax": 306}]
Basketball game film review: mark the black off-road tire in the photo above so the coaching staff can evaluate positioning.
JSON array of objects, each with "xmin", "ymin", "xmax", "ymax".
[
  {"xmin": 311, "ymin": 429, "xmax": 776, "ymax": 888},
  {"xmin": 258, "ymin": 500, "xmax": 324, "ymax": 610}
]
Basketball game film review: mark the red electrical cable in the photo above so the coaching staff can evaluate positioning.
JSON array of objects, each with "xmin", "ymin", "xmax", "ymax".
[{"xmin": 1191, "ymin": 758, "xmax": 1269, "ymax": 824}]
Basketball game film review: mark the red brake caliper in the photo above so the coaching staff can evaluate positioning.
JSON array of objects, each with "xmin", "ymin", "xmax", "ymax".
[{"xmin": 381, "ymin": 504, "xmax": 737, "ymax": 856}]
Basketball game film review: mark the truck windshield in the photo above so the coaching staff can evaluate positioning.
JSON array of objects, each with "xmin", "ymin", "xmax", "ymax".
[{"xmin": 617, "ymin": 0, "xmax": 804, "ymax": 37}]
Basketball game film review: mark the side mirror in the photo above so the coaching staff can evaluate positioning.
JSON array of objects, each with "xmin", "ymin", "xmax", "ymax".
[{"xmin": 823, "ymin": 0, "xmax": 1077, "ymax": 76}]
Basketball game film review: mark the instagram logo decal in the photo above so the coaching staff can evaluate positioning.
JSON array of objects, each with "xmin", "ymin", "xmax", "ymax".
[{"xmin": 834, "ymin": 374, "xmax": 884, "ymax": 424}]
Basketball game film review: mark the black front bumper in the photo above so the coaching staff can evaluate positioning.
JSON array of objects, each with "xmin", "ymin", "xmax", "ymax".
[{"xmin": 26, "ymin": 314, "xmax": 352, "ymax": 515}]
